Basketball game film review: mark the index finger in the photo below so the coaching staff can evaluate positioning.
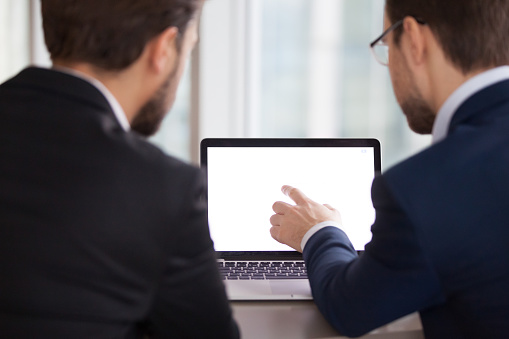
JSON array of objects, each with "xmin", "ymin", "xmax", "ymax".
[{"xmin": 281, "ymin": 185, "xmax": 309, "ymax": 205}]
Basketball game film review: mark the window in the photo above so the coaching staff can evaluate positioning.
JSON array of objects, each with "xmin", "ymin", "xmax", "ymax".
[
  {"xmin": 0, "ymin": 0, "xmax": 30, "ymax": 83},
  {"xmin": 197, "ymin": 0, "xmax": 431, "ymax": 169}
]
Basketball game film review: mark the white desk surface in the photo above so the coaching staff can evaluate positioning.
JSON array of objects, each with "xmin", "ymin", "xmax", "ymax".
[{"xmin": 232, "ymin": 300, "xmax": 423, "ymax": 339}]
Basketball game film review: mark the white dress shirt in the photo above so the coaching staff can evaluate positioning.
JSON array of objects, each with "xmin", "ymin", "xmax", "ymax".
[{"xmin": 302, "ymin": 66, "xmax": 509, "ymax": 251}]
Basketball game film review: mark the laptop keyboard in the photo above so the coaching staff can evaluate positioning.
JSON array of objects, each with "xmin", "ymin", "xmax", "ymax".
[{"xmin": 218, "ymin": 261, "xmax": 307, "ymax": 280}]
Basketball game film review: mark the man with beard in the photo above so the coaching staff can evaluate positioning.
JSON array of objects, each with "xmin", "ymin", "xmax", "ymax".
[
  {"xmin": 270, "ymin": 0, "xmax": 509, "ymax": 338},
  {"xmin": 0, "ymin": 1, "xmax": 239, "ymax": 338}
]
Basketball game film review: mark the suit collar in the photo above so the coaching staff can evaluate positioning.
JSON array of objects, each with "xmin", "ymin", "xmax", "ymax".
[
  {"xmin": 448, "ymin": 78, "xmax": 509, "ymax": 136},
  {"xmin": 51, "ymin": 66, "xmax": 130, "ymax": 131},
  {"xmin": 432, "ymin": 66, "xmax": 509, "ymax": 144}
]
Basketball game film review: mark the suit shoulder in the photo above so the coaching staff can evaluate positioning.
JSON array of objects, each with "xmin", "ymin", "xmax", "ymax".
[
  {"xmin": 118, "ymin": 132, "xmax": 197, "ymax": 173},
  {"xmin": 100, "ymin": 131, "xmax": 204, "ymax": 201}
]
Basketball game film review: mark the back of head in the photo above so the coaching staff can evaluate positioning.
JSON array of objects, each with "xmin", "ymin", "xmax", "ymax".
[
  {"xmin": 386, "ymin": 0, "xmax": 509, "ymax": 74},
  {"xmin": 41, "ymin": 0, "xmax": 202, "ymax": 71}
]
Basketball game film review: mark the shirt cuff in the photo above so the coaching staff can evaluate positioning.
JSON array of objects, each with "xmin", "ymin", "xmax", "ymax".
[{"xmin": 301, "ymin": 220, "xmax": 343, "ymax": 251}]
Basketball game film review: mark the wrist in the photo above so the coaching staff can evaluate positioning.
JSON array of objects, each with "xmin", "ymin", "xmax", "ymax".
[{"xmin": 301, "ymin": 220, "xmax": 343, "ymax": 251}]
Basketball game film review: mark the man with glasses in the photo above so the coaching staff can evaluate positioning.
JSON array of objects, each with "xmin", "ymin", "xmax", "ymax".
[{"xmin": 270, "ymin": 1, "xmax": 509, "ymax": 337}]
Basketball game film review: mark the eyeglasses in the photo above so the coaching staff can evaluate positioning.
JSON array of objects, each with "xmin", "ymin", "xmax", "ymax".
[{"xmin": 370, "ymin": 17, "xmax": 426, "ymax": 66}]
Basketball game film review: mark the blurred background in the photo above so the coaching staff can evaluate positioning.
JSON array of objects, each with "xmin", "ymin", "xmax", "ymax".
[{"xmin": 0, "ymin": 0, "xmax": 431, "ymax": 170}]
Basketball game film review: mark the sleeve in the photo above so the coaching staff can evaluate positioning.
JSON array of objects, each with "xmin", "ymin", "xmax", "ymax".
[
  {"xmin": 303, "ymin": 175, "xmax": 445, "ymax": 337},
  {"xmin": 147, "ymin": 168, "xmax": 239, "ymax": 339}
]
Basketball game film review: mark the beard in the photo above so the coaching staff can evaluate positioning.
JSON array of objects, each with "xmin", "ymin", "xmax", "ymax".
[
  {"xmin": 400, "ymin": 88, "xmax": 436, "ymax": 134},
  {"xmin": 391, "ymin": 54, "xmax": 436, "ymax": 134},
  {"xmin": 131, "ymin": 67, "xmax": 178, "ymax": 137}
]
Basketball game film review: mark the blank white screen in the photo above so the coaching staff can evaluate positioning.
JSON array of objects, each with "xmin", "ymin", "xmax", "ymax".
[{"xmin": 207, "ymin": 147, "xmax": 375, "ymax": 251}]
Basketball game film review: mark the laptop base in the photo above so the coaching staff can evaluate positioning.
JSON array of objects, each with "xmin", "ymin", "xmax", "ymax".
[{"xmin": 225, "ymin": 280, "xmax": 312, "ymax": 300}]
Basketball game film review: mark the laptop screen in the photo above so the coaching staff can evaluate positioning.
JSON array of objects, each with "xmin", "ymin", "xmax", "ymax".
[{"xmin": 201, "ymin": 139, "xmax": 381, "ymax": 252}]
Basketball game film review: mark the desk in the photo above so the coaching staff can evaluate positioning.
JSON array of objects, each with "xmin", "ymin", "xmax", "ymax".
[{"xmin": 232, "ymin": 301, "xmax": 423, "ymax": 339}]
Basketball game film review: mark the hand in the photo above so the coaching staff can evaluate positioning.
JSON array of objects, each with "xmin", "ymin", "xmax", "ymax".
[{"xmin": 270, "ymin": 185, "xmax": 342, "ymax": 252}]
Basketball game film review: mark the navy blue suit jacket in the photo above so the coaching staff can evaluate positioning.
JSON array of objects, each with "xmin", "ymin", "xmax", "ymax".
[
  {"xmin": 304, "ymin": 79, "xmax": 509, "ymax": 338},
  {"xmin": 0, "ymin": 68, "xmax": 239, "ymax": 338}
]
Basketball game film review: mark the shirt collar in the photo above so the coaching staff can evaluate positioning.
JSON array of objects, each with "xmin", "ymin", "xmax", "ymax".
[
  {"xmin": 51, "ymin": 66, "xmax": 131, "ymax": 132},
  {"xmin": 432, "ymin": 65, "xmax": 509, "ymax": 144}
]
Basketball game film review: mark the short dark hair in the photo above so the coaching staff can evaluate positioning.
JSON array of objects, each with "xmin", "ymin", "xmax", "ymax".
[
  {"xmin": 41, "ymin": 0, "xmax": 202, "ymax": 71},
  {"xmin": 386, "ymin": 0, "xmax": 509, "ymax": 73}
]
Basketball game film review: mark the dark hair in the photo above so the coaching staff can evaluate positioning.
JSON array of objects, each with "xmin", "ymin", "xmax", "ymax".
[
  {"xmin": 41, "ymin": 0, "xmax": 202, "ymax": 70},
  {"xmin": 386, "ymin": 0, "xmax": 509, "ymax": 73}
]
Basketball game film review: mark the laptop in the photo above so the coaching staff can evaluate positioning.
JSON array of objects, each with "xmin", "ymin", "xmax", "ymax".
[{"xmin": 200, "ymin": 138, "xmax": 381, "ymax": 300}]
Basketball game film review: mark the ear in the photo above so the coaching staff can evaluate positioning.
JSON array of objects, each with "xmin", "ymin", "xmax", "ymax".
[
  {"xmin": 147, "ymin": 26, "xmax": 179, "ymax": 74},
  {"xmin": 401, "ymin": 17, "xmax": 428, "ymax": 67}
]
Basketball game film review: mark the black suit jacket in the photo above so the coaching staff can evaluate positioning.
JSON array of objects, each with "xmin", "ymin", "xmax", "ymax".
[
  {"xmin": 0, "ymin": 68, "xmax": 239, "ymax": 338},
  {"xmin": 304, "ymin": 79, "xmax": 509, "ymax": 338}
]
